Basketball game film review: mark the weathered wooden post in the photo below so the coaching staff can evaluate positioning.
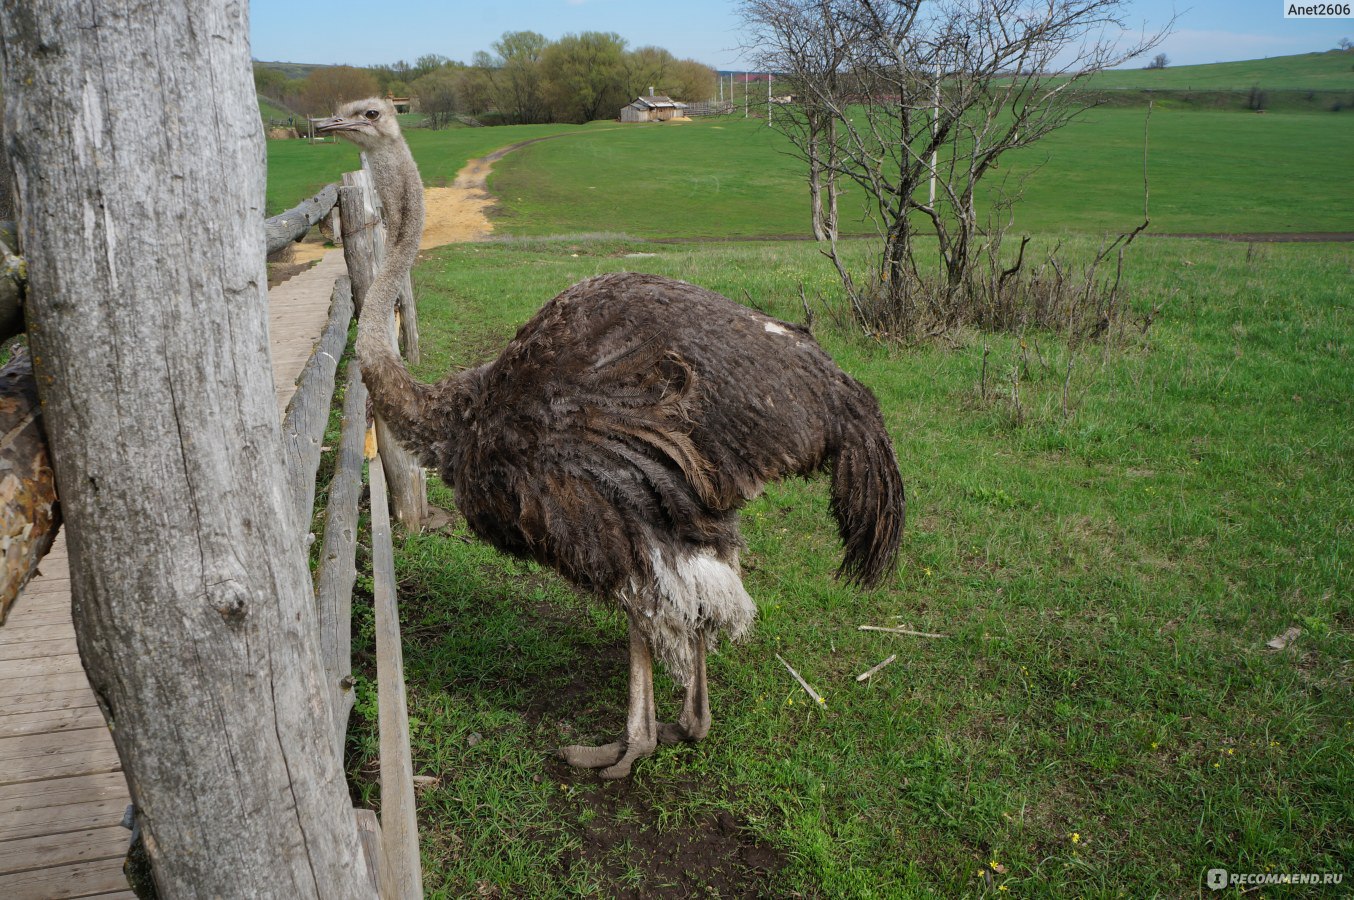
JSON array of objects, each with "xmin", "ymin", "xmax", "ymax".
[{"xmin": 0, "ymin": 2, "xmax": 376, "ymax": 895}]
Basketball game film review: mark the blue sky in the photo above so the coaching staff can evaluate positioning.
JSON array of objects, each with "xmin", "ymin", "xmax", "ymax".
[{"xmin": 250, "ymin": 1, "xmax": 1352, "ymax": 71}]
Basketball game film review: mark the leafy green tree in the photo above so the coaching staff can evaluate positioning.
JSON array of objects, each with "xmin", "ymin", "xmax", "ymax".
[
  {"xmin": 621, "ymin": 46, "xmax": 675, "ymax": 98},
  {"xmin": 411, "ymin": 69, "xmax": 460, "ymax": 128},
  {"xmin": 252, "ymin": 63, "xmax": 291, "ymax": 101},
  {"xmin": 490, "ymin": 31, "xmax": 550, "ymax": 123},
  {"xmin": 541, "ymin": 31, "xmax": 629, "ymax": 122},
  {"xmin": 455, "ymin": 64, "xmax": 495, "ymax": 116},
  {"xmin": 668, "ymin": 58, "xmax": 717, "ymax": 101},
  {"xmin": 412, "ymin": 54, "xmax": 452, "ymax": 80}
]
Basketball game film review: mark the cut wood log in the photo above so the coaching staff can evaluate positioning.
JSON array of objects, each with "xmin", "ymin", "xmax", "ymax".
[
  {"xmin": 314, "ymin": 360, "xmax": 367, "ymax": 756},
  {"xmin": 368, "ymin": 451, "xmax": 423, "ymax": 899},
  {"xmin": 264, "ymin": 183, "xmax": 340, "ymax": 257},
  {"xmin": 281, "ymin": 275, "xmax": 352, "ymax": 536},
  {"xmin": 0, "ymin": 349, "xmax": 61, "ymax": 626}
]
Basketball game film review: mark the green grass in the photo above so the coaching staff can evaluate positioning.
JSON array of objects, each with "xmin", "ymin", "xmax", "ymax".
[
  {"xmin": 487, "ymin": 110, "xmax": 1354, "ymax": 238},
  {"xmin": 264, "ymin": 122, "xmax": 595, "ymax": 215},
  {"xmin": 1091, "ymin": 50, "xmax": 1354, "ymax": 91},
  {"xmin": 337, "ymin": 234, "xmax": 1353, "ymax": 896}
]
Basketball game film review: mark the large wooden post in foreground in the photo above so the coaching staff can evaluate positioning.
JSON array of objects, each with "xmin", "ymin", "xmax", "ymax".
[{"xmin": 0, "ymin": 2, "xmax": 375, "ymax": 896}]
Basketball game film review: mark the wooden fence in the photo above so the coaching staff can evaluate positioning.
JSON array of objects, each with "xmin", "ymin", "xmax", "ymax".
[{"xmin": 265, "ymin": 157, "xmax": 424, "ymax": 898}]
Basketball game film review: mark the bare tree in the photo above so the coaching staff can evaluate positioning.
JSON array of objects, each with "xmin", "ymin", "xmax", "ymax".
[
  {"xmin": 412, "ymin": 68, "xmax": 460, "ymax": 128},
  {"xmin": 1146, "ymin": 52, "xmax": 1169, "ymax": 69},
  {"xmin": 298, "ymin": 65, "xmax": 381, "ymax": 117},
  {"xmin": 742, "ymin": 0, "xmax": 856, "ymax": 248},
  {"xmin": 0, "ymin": 1, "xmax": 374, "ymax": 895},
  {"xmin": 742, "ymin": 0, "xmax": 1170, "ymax": 322}
]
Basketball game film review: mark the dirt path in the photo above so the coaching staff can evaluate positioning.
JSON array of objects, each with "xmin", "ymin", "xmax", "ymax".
[{"xmin": 421, "ymin": 134, "xmax": 582, "ymax": 249}]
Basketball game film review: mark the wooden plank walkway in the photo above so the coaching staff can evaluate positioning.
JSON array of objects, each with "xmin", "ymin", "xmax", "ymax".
[{"xmin": 0, "ymin": 250, "xmax": 346, "ymax": 898}]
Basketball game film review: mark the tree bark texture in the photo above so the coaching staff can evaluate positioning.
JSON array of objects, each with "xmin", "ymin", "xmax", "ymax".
[
  {"xmin": 0, "ymin": 348, "xmax": 60, "ymax": 625},
  {"xmin": 0, "ymin": 3, "xmax": 375, "ymax": 897},
  {"xmin": 264, "ymin": 183, "xmax": 339, "ymax": 258}
]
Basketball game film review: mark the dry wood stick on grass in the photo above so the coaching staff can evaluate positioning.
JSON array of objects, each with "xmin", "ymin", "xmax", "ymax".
[
  {"xmin": 855, "ymin": 654, "xmax": 898, "ymax": 682},
  {"xmin": 775, "ymin": 653, "xmax": 826, "ymax": 706},
  {"xmin": 859, "ymin": 625, "xmax": 947, "ymax": 639}
]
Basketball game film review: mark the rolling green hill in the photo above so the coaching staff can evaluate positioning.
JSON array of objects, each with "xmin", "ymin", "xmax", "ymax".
[
  {"xmin": 253, "ymin": 59, "xmax": 327, "ymax": 81},
  {"xmin": 258, "ymin": 94, "xmax": 297, "ymax": 124},
  {"xmin": 1092, "ymin": 50, "xmax": 1354, "ymax": 91}
]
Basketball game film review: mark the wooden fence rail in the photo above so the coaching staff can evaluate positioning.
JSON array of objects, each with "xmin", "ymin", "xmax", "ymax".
[{"xmin": 265, "ymin": 183, "xmax": 340, "ymax": 257}]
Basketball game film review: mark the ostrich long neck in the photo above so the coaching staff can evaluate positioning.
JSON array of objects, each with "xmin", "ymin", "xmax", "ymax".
[{"xmin": 354, "ymin": 138, "xmax": 430, "ymax": 451}]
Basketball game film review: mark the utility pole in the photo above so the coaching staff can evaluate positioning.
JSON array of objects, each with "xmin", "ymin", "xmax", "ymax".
[
  {"xmin": 743, "ymin": 73, "xmax": 748, "ymax": 117},
  {"xmin": 768, "ymin": 73, "xmax": 773, "ymax": 126},
  {"xmin": 929, "ymin": 60, "xmax": 940, "ymax": 207}
]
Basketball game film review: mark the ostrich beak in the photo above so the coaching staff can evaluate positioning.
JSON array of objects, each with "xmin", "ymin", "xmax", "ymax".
[{"xmin": 312, "ymin": 115, "xmax": 356, "ymax": 134}]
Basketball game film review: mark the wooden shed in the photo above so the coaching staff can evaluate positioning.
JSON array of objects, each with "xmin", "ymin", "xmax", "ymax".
[{"xmin": 621, "ymin": 90, "xmax": 683, "ymax": 122}]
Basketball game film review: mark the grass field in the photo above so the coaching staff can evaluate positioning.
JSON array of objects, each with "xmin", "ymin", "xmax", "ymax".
[
  {"xmin": 332, "ymin": 234, "xmax": 1352, "ymax": 897},
  {"xmin": 1090, "ymin": 50, "xmax": 1354, "ymax": 91},
  {"xmin": 487, "ymin": 109, "xmax": 1354, "ymax": 238}
]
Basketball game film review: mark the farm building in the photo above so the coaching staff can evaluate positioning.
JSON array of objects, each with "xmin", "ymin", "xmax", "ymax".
[{"xmin": 621, "ymin": 90, "xmax": 686, "ymax": 122}]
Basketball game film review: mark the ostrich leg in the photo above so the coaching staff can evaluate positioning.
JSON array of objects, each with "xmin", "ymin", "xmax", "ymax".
[
  {"xmin": 658, "ymin": 631, "xmax": 711, "ymax": 744},
  {"xmin": 560, "ymin": 615, "xmax": 658, "ymax": 779}
]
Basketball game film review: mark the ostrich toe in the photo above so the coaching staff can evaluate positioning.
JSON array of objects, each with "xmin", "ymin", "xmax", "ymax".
[
  {"xmin": 559, "ymin": 741, "xmax": 625, "ymax": 768},
  {"xmin": 559, "ymin": 617, "xmax": 659, "ymax": 778}
]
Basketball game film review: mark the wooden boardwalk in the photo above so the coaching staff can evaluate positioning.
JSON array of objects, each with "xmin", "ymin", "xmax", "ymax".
[{"xmin": 0, "ymin": 250, "xmax": 346, "ymax": 898}]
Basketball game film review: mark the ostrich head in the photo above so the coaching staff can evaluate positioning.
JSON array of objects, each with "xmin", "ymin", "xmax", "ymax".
[{"xmin": 313, "ymin": 97, "xmax": 402, "ymax": 151}]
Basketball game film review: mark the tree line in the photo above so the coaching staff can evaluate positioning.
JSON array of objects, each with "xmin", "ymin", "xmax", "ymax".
[{"xmin": 255, "ymin": 32, "xmax": 716, "ymax": 127}]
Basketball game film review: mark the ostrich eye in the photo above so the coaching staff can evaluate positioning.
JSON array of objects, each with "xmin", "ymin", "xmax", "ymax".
[{"xmin": 364, "ymin": 109, "xmax": 380, "ymax": 120}]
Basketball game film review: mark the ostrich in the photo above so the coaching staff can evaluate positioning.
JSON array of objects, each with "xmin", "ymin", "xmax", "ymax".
[{"xmin": 315, "ymin": 99, "xmax": 905, "ymax": 778}]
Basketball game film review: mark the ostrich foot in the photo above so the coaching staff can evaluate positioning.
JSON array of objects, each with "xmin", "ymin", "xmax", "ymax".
[{"xmin": 559, "ymin": 616, "xmax": 658, "ymax": 779}]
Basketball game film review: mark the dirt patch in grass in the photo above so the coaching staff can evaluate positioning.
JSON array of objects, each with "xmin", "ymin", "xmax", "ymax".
[
  {"xmin": 421, "ymin": 132, "xmax": 600, "ymax": 248},
  {"xmin": 546, "ymin": 768, "xmax": 786, "ymax": 898}
]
